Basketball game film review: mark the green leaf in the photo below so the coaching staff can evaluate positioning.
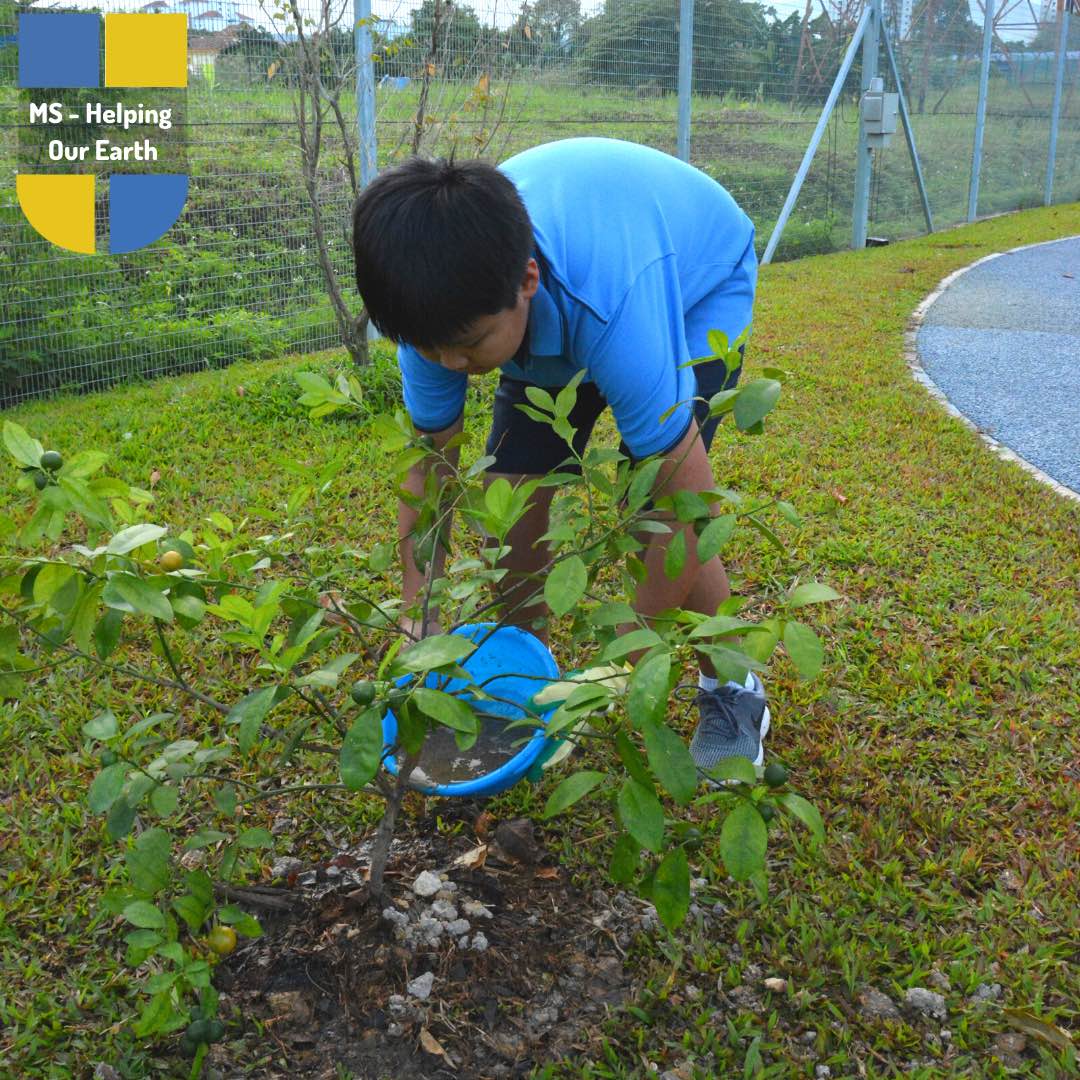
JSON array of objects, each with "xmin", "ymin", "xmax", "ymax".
[
  {"xmin": 776, "ymin": 791, "xmax": 825, "ymax": 847},
  {"xmin": 733, "ymin": 379, "xmax": 781, "ymax": 432},
  {"xmin": 697, "ymin": 514, "xmax": 737, "ymax": 562},
  {"xmin": 340, "ymin": 705, "xmax": 384, "ymax": 790},
  {"xmin": 212, "ymin": 784, "xmax": 237, "ymax": 817},
  {"xmin": 627, "ymin": 459, "xmax": 663, "ymax": 511},
  {"xmin": 609, "ymin": 832, "xmax": 640, "ymax": 884},
  {"xmin": 88, "ymin": 763, "xmax": 126, "ymax": 813},
  {"xmin": 3, "ymin": 421, "xmax": 44, "ymax": 468},
  {"xmin": 391, "ymin": 634, "xmax": 476, "ymax": 674},
  {"xmin": 217, "ymin": 905, "xmax": 263, "ymax": 937},
  {"xmin": 783, "ymin": 620, "xmax": 824, "ymax": 679},
  {"xmin": 663, "ymin": 530, "xmax": 686, "ymax": 580},
  {"xmin": 102, "ymin": 573, "xmax": 172, "ymax": 622},
  {"xmin": 544, "ymin": 555, "xmax": 587, "ymax": 618},
  {"xmin": 740, "ymin": 616, "xmax": 781, "ymax": 664},
  {"xmin": 652, "ymin": 846, "xmax": 691, "ymax": 930},
  {"xmin": 523, "ymin": 385, "xmax": 555, "ymax": 414},
  {"xmin": 126, "ymin": 828, "xmax": 171, "ymax": 896},
  {"xmin": 149, "ymin": 783, "xmax": 179, "ymax": 817},
  {"xmin": 133, "ymin": 991, "xmax": 173, "ymax": 1038},
  {"xmin": 642, "ymin": 718, "xmax": 698, "ymax": 806},
  {"xmin": 94, "ymin": 608, "xmax": 124, "ymax": 660},
  {"xmin": 106, "ymin": 797, "xmax": 137, "ymax": 840},
  {"xmin": 614, "ymin": 730, "xmax": 653, "ymax": 788},
  {"xmin": 227, "ymin": 686, "xmax": 278, "ymax": 754},
  {"xmin": 82, "ymin": 710, "xmax": 118, "ymax": 740},
  {"xmin": 600, "ymin": 628, "xmax": 662, "ymax": 661},
  {"xmin": 123, "ymin": 900, "xmax": 166, "ymax": 929},
  {"xmin": 590, "ymin": 601, "xmax": 637, "ymax": 627},
  {"xmin": 627, "ymin": 650, "xmax": 670, "ymax": 729},
  {"xmin": 106, "ymin": 524, "xmax": 167, "ymax": 556},
  {"xmin": 236, "ymin": 827, "xmax": 274, "ymax": 849},
  {"xmin": 787, "ymin": 582, "xmax": 842, "ymax": 608},
  {"xmin": 719, "ymin": 800, "xmax": 768, "ymax": 882},
  {"xmin": 617, "ymin": 778, "xmax": 665, "ymax": 853},
  {"xmin": 704, "ymin": 756, "xmax": 757, "ymax": 785},
  {"xmin": 541, "ymin": 770, "xmax": 605, "ymax": 819},
  {"xmin": 413, "ymin": 688, "xmax": 478, "ymax": 733}
]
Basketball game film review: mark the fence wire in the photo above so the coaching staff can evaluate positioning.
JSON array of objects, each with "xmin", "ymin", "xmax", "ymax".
[{"xmin": 0, "ymin": 0, "xmax": 1077, "ymax": 404}]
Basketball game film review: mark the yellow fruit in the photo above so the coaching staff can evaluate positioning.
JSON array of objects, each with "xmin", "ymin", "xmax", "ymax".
[
  {"xmin": 159, "ymin": 550, "xmax": 184, "ymax": 572},
  {"xmin": 207, "ymin": 925, "xmax": 237, "ymax": 955}
]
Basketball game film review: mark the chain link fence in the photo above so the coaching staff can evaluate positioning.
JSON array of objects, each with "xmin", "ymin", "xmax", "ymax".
[{"xmin": 1, "ymin": 0, "xmax": 1077, "ymax": 404}]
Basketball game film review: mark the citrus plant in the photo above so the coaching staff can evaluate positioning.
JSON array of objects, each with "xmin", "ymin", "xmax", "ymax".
[{"xmin": 0, "ymin": 333, "xmax": 836, "ymax": 1063}]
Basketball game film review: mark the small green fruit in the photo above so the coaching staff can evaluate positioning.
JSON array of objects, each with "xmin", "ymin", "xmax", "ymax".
[
  {"xmin": 179, "ymin": 1034, "xmax": 198, "ymax": 1057},
  {"xmin": 759, "ymin": 802, "xmax": 776, "ymax": 822},
  {"xmin": 100, "ymin": 749, "xmax": 118, "ymax": 766},
  {"xmin": 159, "ymin": 550, "xmax": 184, "ymax": 572},
  {"xmin": 350, "ymin": 680, "xmax": 376, "ymax": 707},
  {"xmin": 40, "ymin": 450, "xmax": 63, "ymax": 472},
  {"xmin": 681, "ymin": 826, "xmax": 704, "ymax": 850},
  {"xmin": 207, "ymin": 925, "xmax": 237, "ymax": 956},
  {"xmin": 185, "ymin": 1018, "xmax": 212, "ymax": 1044},
  {"xmin": 205, "ymin": 1019, "xmax": 225, "ymax": 1043},
  {"xmin": 33, "ymin": 472, "xmax": 49, "ymax": 490},
  {"xmin": 387, "ymin": 687, "xmax": 409, "ymax": 709},
  {"xmin": 764, "ymin": 762, "xmax": 788, "ymax": 788}
]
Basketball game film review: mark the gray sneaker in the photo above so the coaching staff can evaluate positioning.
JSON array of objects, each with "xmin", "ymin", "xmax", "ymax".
[{"xmin": 679, "ymin": 671, "xmax": 771, "ymax": 769}]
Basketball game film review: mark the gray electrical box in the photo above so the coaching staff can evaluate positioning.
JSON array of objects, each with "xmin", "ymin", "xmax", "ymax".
[{"xmin": 862, "ymin": 77, "xmax": 899, "ymax": 147}]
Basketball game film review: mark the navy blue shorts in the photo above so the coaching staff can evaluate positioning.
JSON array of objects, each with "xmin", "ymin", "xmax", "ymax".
[{"xmin": 484, "ymin": 348, "xmax": 744, "ymax": 476}]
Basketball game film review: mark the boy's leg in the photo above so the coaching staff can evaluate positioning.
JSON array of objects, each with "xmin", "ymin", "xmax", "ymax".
[{"xmin": 481, "ymin": 373, "xmax": 607, "ymax": 643}]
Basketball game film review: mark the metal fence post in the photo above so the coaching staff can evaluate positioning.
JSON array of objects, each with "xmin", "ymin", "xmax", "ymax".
[
  {"xmin": 1044, "ymin": 0, "xmax": 1070, "ymax": 206},
  {"xmin": 677, "ymin": 0, "xmax": 695, "ymax": 162},
  {"xmin": 762, "ymin": 4, "xmax": 872, "ymax": 264},
  {"xmin": 355, "ymin": 0, "xmax": 377, "ymax": 187},
  {"xmin": 968, "ymin": 0, "xmax": 995, "ymax": 222},
  {"xmin": 852, "ymin": 0, "xmax": 881, "ymax": 250}
]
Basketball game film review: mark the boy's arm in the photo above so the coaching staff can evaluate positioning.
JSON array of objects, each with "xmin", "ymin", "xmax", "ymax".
[
  {"xmin": 617, "ymin": 418, "xmax": 728, "ymax": 655},
  {"xmin": 398, "ymin": 412, "xmax": 464, "ymax": 638}
]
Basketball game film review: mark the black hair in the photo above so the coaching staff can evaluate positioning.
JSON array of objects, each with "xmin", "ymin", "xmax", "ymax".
[{"xmin": 350, "ymin": 157, "xmax": 534, "ymax": 348}]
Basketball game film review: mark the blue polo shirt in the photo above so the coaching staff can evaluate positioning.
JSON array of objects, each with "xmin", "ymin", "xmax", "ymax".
[{"xmin": 398, "ymin": 137, "xmax": 756, "ymax": 459}]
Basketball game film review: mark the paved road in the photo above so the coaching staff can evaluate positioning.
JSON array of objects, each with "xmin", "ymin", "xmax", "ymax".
[{"xmin": 916, "ymin": 236, "xmax": 1080, "ymax": 496}]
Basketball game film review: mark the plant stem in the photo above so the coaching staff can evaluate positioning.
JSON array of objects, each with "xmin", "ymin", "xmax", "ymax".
[{"xmin": 368, "ymin": 749, "xmax": 417, "ymax": 895}]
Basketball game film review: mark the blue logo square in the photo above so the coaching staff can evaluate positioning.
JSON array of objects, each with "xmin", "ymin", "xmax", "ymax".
[{"xmin": 18, "ymin": 13, "xmax": 101, "ymax": 89}]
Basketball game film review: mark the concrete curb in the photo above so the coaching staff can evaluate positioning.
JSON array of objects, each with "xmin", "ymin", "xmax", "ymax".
[{"xmin": 904, "ymin": 234, "xmax": 1080, "ymax": 507}]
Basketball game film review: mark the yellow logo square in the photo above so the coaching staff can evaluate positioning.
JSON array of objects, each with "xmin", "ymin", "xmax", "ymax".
[{"xmin": 105, "ymin": 14, "xmax": 188, "ymax": 88}]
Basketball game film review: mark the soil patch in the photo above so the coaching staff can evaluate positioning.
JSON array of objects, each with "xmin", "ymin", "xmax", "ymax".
[{"xmin": 206, "ymin": 803, "xmax": 648, "ymax": 1079}]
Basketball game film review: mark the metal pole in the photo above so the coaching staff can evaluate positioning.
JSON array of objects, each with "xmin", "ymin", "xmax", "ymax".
[
  {"xmin": 968, "ymin": 0, "xmax": 995, "ymax": 222},
  {"xmin": 1044, "ymin": 1, "xmax": 1070, "ymax": 205},
  {"xmin": 852, "ymin": 0, "xmax": 881, "ymax": 250},
  {"xmin": 355, "ymin": 0, "xmax": 377, "ymax": 186},
  {"xmin": 762, "ymin": 4, "xmax": 872, "ymax": 264},
  {"xmin": 677, "ymin": 0, "xmax": 695, "ymax": 161},
  {"xmin": 882, "ymin": 21, "xmax": 934, "ymax": 233}
]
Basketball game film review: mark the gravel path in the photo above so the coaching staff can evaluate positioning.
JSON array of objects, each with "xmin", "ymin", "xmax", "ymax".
[{"xmin": 915, "ymin": 236, "xmax": 1080, "ymax": 496}]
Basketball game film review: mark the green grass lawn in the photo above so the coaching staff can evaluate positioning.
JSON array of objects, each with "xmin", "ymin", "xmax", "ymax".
[{"xmin": 1, "ymin": 204, "xmax": 1079, "ymax": 1078}]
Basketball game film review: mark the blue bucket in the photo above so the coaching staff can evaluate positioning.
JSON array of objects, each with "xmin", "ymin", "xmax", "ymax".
[{"xmin": 382, "ymin": 622, "xmax": 561, "ymax": 797}]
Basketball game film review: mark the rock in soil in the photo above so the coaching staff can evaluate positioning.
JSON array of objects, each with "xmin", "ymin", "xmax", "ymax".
[
  {"xmin": 411, "ymin": 870, "xmax": 442, "ymax": 898},
  {"xmin": 494, "ymin": 817, "xmax": 541, "ymax": 864},
  {"xmin": 857, "ymin": 987, "xmax": 901, "ymax": 1021},
  {"xmin": 905, "ymin": 987, "xmax": 947, "ymax": 1021},
  {"xmin": 969, "ymin": 982, "xmax": 1002, "ymax": 1004},
  {"xmin": 406, "ymin": 971, "xmax": 435, "ymax": 1001},
  {"xmin": 992, "ymin": 1032, "xmax": 1027, "ymax": 1068}
]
